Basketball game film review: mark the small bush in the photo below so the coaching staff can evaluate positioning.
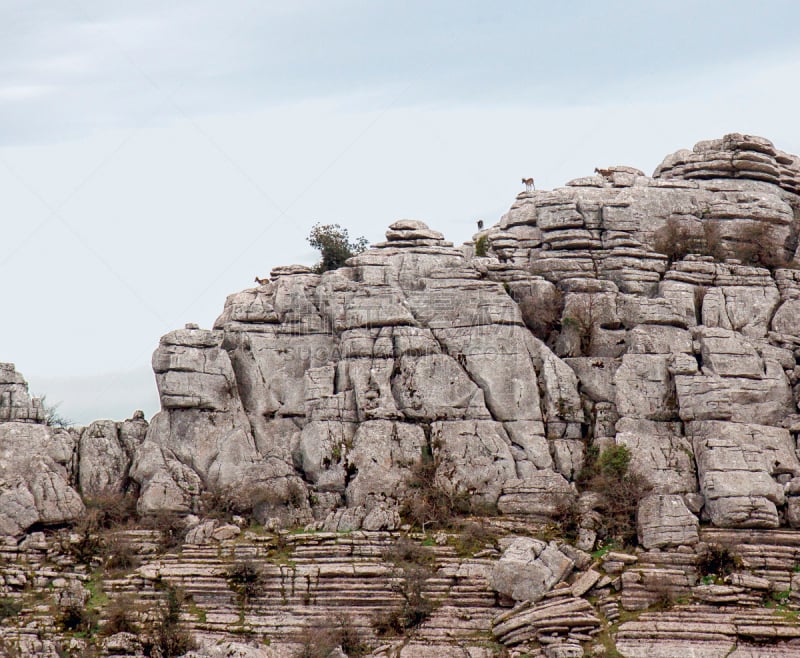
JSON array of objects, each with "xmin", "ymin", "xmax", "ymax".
[
  {"xmin": 400, "ymin": 452, "xmax": 470, "ymax": 530},
  {"xmin": 58, "ymin": 603, "xmax": 98, "ymax": 635},
  {"xmin": 578, "ymin": 445, "xmax": 650, "ymax": 547},
  {"xmin": 308, "ymin": 223, "xmax": 369, "ymax": 273},
  {"xmin": 560, "ymin": 294, "xmax": 600, "ymax": 356},
  {"xmin": 729, "ymin": 221, "xmax": 788, "ymax": 268},
  {"xmin": 451, "ymin": 520, "xmax": 500, "ymax": 556},
  {"xmin": 295, "ymin": 613, "xmax": 369, "ymax": 658},
  {"xmin": 373, "ymin": 575, "xmax": 435, "ymax": 637},
  {"xmin": 40, "ymin": 395, "xmax": 72, "ymax": 428},
  {"xmin": 383, "ymin": 536, "xmax": 436, "ymax": 568},
  {"xmin": 84, "ymin": 491, "xmax": 139, "ymax": 530},
  {"xmin": 199, "ymin": 485, "xmax": 252, "ymax": 523},
  {"xmin": 518, "ymin": 287, "xmax": 564, "ymax": 343},
  {"xmin": 64, "ymin": 519, "xmax": 105, "ymax": 566},
  {"xmin": 474, "ymin": 235, "xmax": 489, "ymax": 257},
  {"xmin": 100, "ymin": 595, "xmax": 138, "ymax": 636},
  {"xmin": 142, "ymin": 512, "xmax": 187, "ymax": 553},
  {"xmin": 697, "ymin": 543, "xmax": 741, "ymax": 578},
  {"xmin": 654, "ymin": 217, "xmax": 698, "ymax": 262},
  {"xmin": 103, "ymin": 535, "xmax": 140, "ymax": 572},
  {"xmin": 0, "ymin": 598, "xmax": 22, "ymax": 622},
  {"xmin": 375, "ymin": 538, "xmax": 437, "ymax": 636},
  {"xmin": 142, "ymin": 585, "xmax": 196, "ymax": 658},
  {"xmin": 225, "ymin": 560, "xmax": 264, "ymax": 606},
  {"xmin": 596, "ymin": 445, "xmax": 631, "ymax": 480}
]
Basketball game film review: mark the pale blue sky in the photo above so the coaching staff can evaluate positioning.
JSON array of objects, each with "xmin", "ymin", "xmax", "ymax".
[{"xmin": 2, "ymin": 1, "xmax": 799, "ymax": 423}]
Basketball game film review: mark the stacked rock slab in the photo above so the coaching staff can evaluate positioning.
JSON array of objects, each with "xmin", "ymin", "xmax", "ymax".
[
  {"xmin": 0, "ymin": 364, "xmax": 150, "ymax": 536},
  {"xmin": 472, "ymin": 134, "xmax": 800, "ymax": 543},
  {"xmin": 128, "ymin": 134, "xmax": 800, "ymax": 540},
  {"xmin": 131, "ymin": 220, "xmax": 585, "ymax": 528},
  {"xmin": 0, "ymin": 362, "xmax": 44, "ymax": 422}
]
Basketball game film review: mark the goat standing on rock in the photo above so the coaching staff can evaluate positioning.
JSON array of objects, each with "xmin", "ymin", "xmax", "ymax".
[{"xmin": 522, "ymin": 177, "xmax": 535, "ymax": 192}]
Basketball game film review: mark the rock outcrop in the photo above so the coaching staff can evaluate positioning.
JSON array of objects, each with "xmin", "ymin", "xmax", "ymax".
[
  {"xmin": 130, "ymin": 220, "xmax": 584, "ymax": 529},
  {"xmin": 0, "ymin": 363, "xmax": 147, "ymax": 536},
  {"xmin": 4, "ymin": 133, "xmax": 800, "ymax": 657}
]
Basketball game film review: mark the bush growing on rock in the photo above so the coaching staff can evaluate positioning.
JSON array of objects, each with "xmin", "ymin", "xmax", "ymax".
[
  {"xmin": 307, "ymin": 223, "xmax": 369, "ymax": 273},
  {"xmin": 225, "ymin": 560, "xmax": 264, "ymax": 607},
  {"xmin": 100, "ymin": 595, "xmax": 139, "ymax": 637},
  {"xmin": 103, "ymin": 535, "xmax": 140, "ymax": 573},
  {"xmin": 517, "ymin": 287, "xmax": 564, "ymax": 344},
  {"xmin": 697, "ymin": 542, "xmax": 741, "ymax": 580},
  {"xmin": 39, "ymin": 395, "xmax": 72, "ymax": 429},
  {"xmin": 295, "ymin": 613, "xmax": 370, "ymax": 658},
  {"xmin": 400, "ymin": 452, "xmax": 471, "ymax": 530},
  {"xmin": 577, "ymin": 445, "xmax": 650, "ymax": 547},
  {"xmin": 143, "ymin": 511, "xmax": 188, "ymax": 553},
  {"xmin": 57, "ymin": 602, "xmax": 98, "ymax": 635},
  {"xmin": 142, "ymin": 584, "xmax": 196, "ymax": 658},
  {"xmin": 653, "ymin": 217, "xmax": 698, "ymax": 262},
  {"xmin": 374, "ymin": 537, "xmax": 438, "ymax": 636},
  {"xmin": 0, "ymin": 598, "xmax": 21, "ymax": 623}
]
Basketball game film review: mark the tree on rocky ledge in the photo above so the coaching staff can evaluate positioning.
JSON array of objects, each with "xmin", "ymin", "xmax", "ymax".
[{"xmin": 307, "ymin": 222, "xmax": 369, "ymax": 273}]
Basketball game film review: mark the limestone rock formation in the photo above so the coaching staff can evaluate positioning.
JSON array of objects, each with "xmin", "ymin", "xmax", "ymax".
[
  {"xmin": 130, "ymin": 221, "xmax": 585, "ymax": 529},
  {"xmin": 0, "ymin": 363, "xmax": 149, "ymax": 536},
  {"xmin": 5, "ymin": 133, "xmax": 800, "ymax": 657},
  {"xmin": 120, "ymin": 133, "xmax": 800, "ymax": 549}
]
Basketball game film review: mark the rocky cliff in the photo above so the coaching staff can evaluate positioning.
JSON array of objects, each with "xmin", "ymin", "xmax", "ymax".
[{"xmin": 2, "ymin": 133, "xmax": 800, "ymax": 657}]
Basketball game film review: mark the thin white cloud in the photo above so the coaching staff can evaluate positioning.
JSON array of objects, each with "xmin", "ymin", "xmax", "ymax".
[{"xmin": 0, "ymin": 84, "xmax": 59, "ymax": 101}]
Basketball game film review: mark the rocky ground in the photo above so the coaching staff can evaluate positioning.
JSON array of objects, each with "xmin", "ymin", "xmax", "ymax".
[{"xmin": 2, "ymin": 133, "xmax": 800, "ymax": 657}]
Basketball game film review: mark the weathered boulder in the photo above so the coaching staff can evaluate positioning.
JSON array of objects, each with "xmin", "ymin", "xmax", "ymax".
[
  {"xmin": 0, "ymin": 362, "xmax": 44, "ymax": 423},
  {"xmin": 489, "ymin": 536, "xmax": 574, "ymax": 603},
  {"xmin": 0, "ymin": 422, "xmax": 84, "ymax": 535},
  {"xmin": 637, "ymin": 494, "xmax": 699, "ymax": 548}
]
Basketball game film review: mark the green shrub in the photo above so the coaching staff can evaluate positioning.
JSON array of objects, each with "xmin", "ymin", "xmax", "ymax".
[
  {"xmin": 578, "ymin": 444, "xmax": 650, "ymax": 547},
  {"xmin": 225, "ymin": 560, "xmax": 264, "ymax": 606},
  {"xmin": 474, "ymin": 235, "xmax": 489, "ymax": 257},
  {"xmin": 597, "ymin": 445, "xmax": 631, "ymax": 480},
  {"xmin": 400, "ymin": 451, "xmax": 470, "ymax": 530},
  {"xmin": 697, "ymin": 543, "xmax": 741, "ymax": 579},
  {"xmin": 142, "ymin": 585, "xmax": 196, "ymax": 657},
  {"xmin": 307, "ymin": 223, "xmax": 369, "ymax": 273},
  {"xmin": 295, "ymin": 613, "xmax": 369, "ymax": 658},
  {"xmin": 0, "ymin": 598, "xmax": 22, "ymax": 622}
]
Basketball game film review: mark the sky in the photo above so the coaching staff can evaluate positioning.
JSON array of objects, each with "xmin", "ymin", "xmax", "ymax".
[{"xmin": 2, "ymin": 1, "xmax": 800, "ymax": 424}]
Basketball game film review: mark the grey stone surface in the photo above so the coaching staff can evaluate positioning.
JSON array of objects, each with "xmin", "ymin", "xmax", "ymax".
[{"xmin": 489, "ymin": 536, "xmax": 574, "ymax": 603}]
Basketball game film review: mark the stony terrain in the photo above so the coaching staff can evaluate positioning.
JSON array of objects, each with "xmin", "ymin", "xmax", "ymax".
[{"xmin": 2, "ymin": 133, "xmax": 800, "ymax": 657}]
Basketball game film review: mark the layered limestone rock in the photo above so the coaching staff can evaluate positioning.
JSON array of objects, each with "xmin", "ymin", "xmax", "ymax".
[
  {"xmin": 0, "ymin": 364, "xmax": 83, "ymax": 535},
  {"xmin": 131, "ymin": 221, "xmax": 584, "ymax": 529},
  {"xmin": 0, "ymin": 362, "xmax": 44, "ymax": 422},
  {"xmin": 0, "ymin": 364, "xmax": 149, "ymax": 535},
  {"xmin": 5, "ymin": 133, "xmax": 800, "ymax": 656},
  {"xmin": 119, "ymin": 134, "xmax": 800, "ymax": 543},
  {"xmin": 475, "ymin": 133, "xmax": 800, "ymax": 544}
]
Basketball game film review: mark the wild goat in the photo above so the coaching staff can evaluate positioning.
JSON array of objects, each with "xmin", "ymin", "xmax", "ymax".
[
  {"xmin": 521, "ymin": 177, "xmax": 535, "ymax": 192},
  {"xmin": 254, "ymin": 276, "xmax": 269, "ymax": 286},
  {"xmin": 594, "ymin": 167, "xmax": 613, "ymax": 178}
]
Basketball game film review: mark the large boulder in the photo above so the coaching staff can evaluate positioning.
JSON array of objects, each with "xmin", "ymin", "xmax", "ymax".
[
  {"xmin": 489, "ymin": 536, "xmax": 574, "ymax": 603},
  {"xmin": 0, "ymin": 422, "xmax": 84, "ymax": 535}
]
